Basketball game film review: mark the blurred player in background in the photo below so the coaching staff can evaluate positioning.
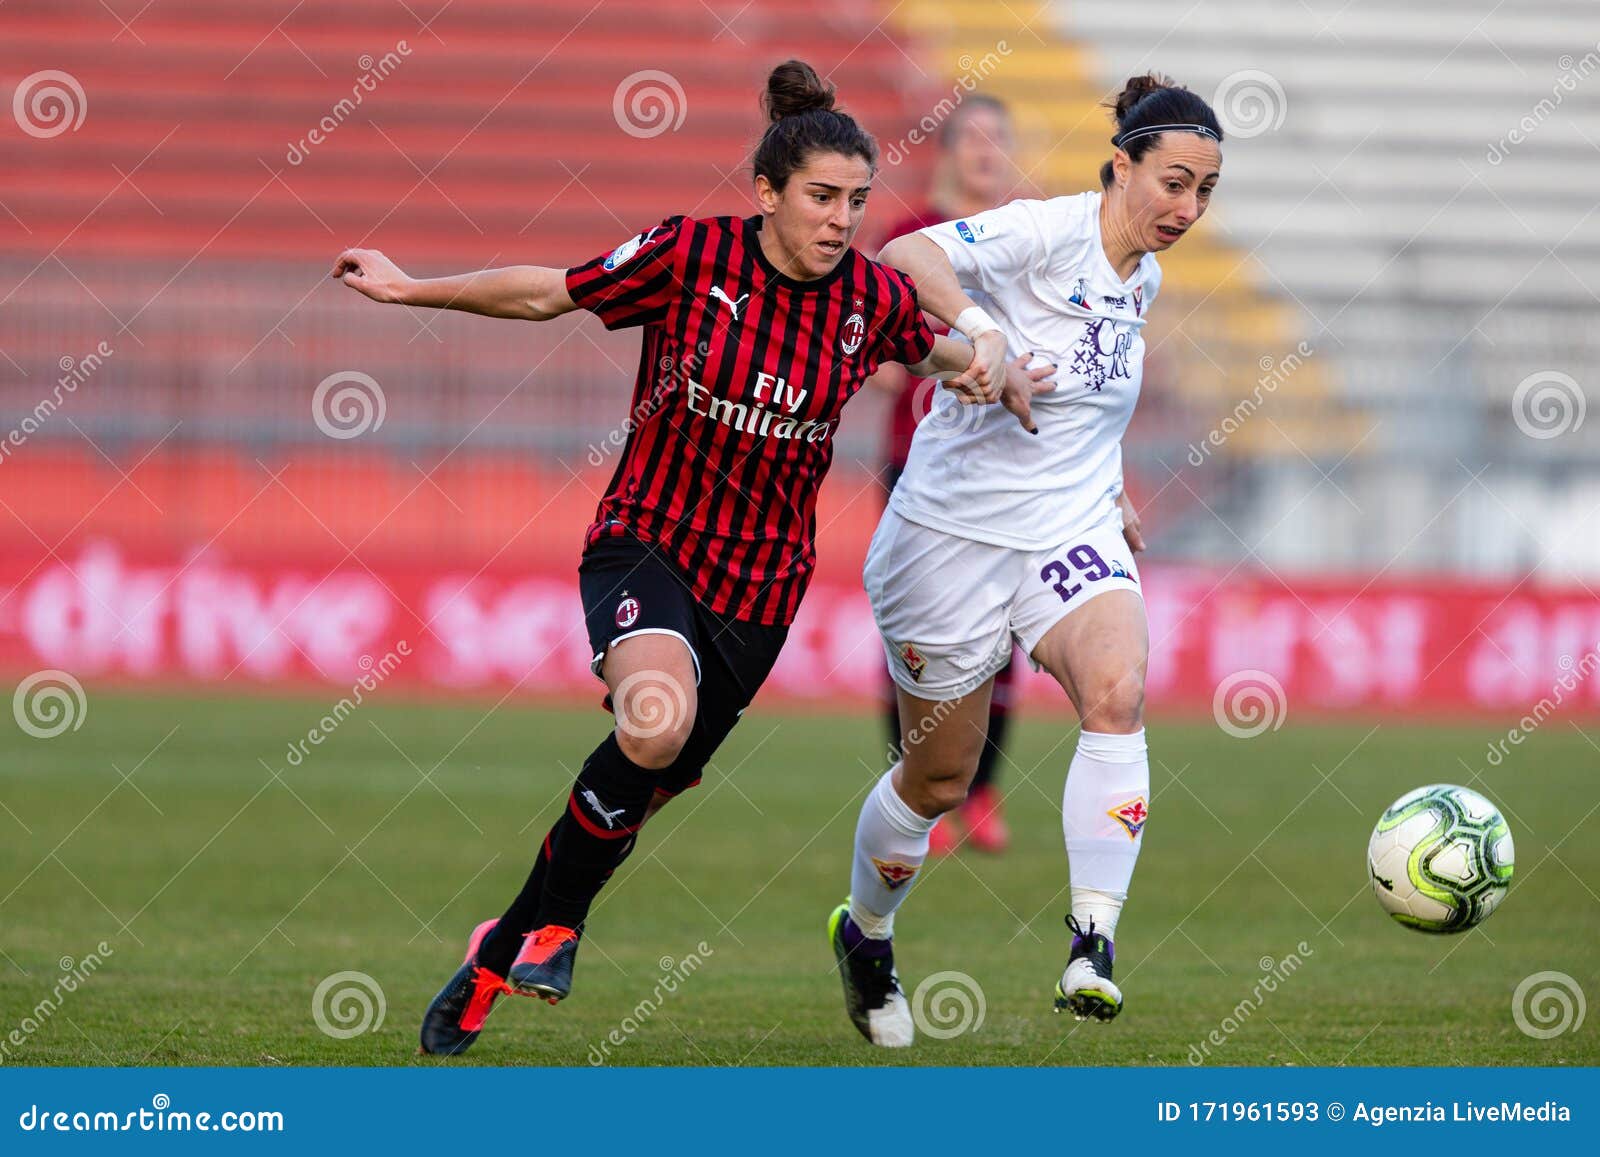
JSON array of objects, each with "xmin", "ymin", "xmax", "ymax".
[
  {"xmin": 871, "ymin": 94, "xmax": 1018, "ymax": 857},
  {"xmin": 830, "ymin": 74, "xmax": 1218, "ymax": 1046},
  {"xmin": 333, "ymin": 59, "xmax": 1049, "ymax": 1057}
]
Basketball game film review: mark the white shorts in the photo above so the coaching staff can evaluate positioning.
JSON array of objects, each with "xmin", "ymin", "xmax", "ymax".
[{"xmin": 864, "ymin": 506, "xmax": 1143, "ymax": 700}]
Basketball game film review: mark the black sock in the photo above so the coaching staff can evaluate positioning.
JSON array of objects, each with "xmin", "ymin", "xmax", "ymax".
[
  {"xmin": 974, "ymin": 664, "xmax": 1014, "ymax": 790},
  {"xmin": 884, "ymin": 682, "xmax": 903, "ymax": 764},
  {"xmin": 477, "ymin": 819, "xmax": 560, "ymax": 976},
  {"xmin": 536, "ymin": 731, "xmax": 656, "ymax": 931}
]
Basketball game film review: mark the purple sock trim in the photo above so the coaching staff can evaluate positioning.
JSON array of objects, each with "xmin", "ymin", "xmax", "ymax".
[
  {"xmin": 841, "ymin": 915, "xmax": 893, "ymax": 957},
  {"xmin": 1072, "ymin": 933, "xmax": 1115, "ymax": 962}
]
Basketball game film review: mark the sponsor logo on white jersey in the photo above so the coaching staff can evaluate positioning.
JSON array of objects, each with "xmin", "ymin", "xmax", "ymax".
[{"xmin": 954, "ymin": 219, "xmax": 997, "ymax": 244}]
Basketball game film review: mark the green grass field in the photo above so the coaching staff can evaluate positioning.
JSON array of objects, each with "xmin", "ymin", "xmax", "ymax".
[{"xmin": 1, "ymin": 692, "xmax": 1595, "ymax": 1067}]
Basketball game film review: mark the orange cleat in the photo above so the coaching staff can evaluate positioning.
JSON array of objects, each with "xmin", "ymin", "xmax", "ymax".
[
  {"xmin": 418, "ymin": 920, "xmax": 514, "ymax": 1056},
  {"xmin": 510, "ymin": 925, "xmax": 580, "ymax": 1003},
  {"xmin": 962, "ymin": 785, "xmax": 1010, "ymax": 854},
  {"xmin": 927, "ymin": 813, "xmax": 961, "ymax": 856}
]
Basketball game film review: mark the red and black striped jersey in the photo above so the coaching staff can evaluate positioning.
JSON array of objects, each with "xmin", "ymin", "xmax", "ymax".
[{"xmin": 566, "ymin": 214, "xmax": 936, "ymax": 626}]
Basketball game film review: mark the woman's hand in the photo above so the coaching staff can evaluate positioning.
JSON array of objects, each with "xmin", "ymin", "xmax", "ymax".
[
  {"xmin": 1117, "ymin": 488, "xmax": 1146, "ymax": 552},
  {"xmin": 999, "ymin": 351, "xmax": 1056, "ymax": 434},
  {"xmin": 943, "ymin": 329, "xmax": 1009, "ymax": 406},
  {"xmin": 332, "ymin": 248, "xmax": 413, "ymax": 304}
]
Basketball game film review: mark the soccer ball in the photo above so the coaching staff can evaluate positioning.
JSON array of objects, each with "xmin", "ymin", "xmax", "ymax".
[{"xmin": 1366, "ymin": 784, "xmax": 1514, "ymax": 933}]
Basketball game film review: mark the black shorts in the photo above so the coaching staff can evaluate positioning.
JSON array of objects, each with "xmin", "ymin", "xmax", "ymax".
[{"xmin": 579, "ymin": 532, "xmax": 789, "ymax": 796}]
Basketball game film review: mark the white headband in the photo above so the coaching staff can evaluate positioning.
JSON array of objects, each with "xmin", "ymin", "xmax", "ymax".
[{"xmin": 1113, "ymin": 123, "xmax": 1220, "ymax": 147}]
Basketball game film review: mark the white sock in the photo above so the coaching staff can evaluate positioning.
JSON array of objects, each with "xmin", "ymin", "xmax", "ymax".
[
  {"xmin": 849, "ymin": 766, "xmax": 937, "ymax": 939},
  {"xmin": 1063, "ymin": 729, "xmax": 1149, "ymax": 942},
  {"xmin": 1070, "ymin": 886, "xmax": 1126, "ymax": 940}
]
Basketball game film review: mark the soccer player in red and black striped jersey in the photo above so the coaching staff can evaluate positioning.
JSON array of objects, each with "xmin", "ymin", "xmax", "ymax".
[
  {"xmin": 333, "ymin": 59, "xmax": 1051, "ymax": 1056},
  {"xmin": 870, "ymin": 94, "xmax": 1021, "ymax": 858}
]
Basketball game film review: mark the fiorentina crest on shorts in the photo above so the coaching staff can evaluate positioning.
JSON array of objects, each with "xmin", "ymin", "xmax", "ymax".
[
  {"xmin": 615, "ymin": 591, "xmax": 641, "ymax": 629},
  {"xmin": 897, "ymin": 641, "xmax": 927, "ymax": 683},
  {"xmin": 872, "ymin": 856, "xmax": 918, "ymax": 891},
  {"xmin": 1108, "ymin": 796, "xmax": 1148, "ymax": 839}
]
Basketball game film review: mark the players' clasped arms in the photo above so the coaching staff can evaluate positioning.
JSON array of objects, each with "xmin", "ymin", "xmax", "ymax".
[{"xmin": 333, "ymin": 60, "xmax": 1049, "ymax": 1056}]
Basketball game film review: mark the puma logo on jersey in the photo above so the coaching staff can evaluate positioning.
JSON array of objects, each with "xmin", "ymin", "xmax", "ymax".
[
  {"xmin": 709, "ymin": 286, "xmax": 749, "ymax": 320},
  {"xmin": 581, "ymin": 789, "xmax": 627, "ymax": 829}
]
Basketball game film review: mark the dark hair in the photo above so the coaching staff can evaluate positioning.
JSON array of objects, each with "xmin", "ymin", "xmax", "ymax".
[
  {"xmin": 753, "ymin": 59, "xmax": 877, "ymax": 191},
  {"xmin": 1099, "ymin": 73, "xmax": 1222, "ymax": 188},
  {"xmin": 938, "ymin": 93, "xmax": 1010, "ymax": 148}
]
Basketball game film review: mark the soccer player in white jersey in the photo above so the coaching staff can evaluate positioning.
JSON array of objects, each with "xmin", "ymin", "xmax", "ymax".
[{"xmin": 827, "ymin": 74, "xmax": 1223, "ymax": 1046}]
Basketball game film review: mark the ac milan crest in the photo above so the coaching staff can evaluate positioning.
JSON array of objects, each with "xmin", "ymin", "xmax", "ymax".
[
  {"xmin": 841, "ymin": 312, "xmax": 866, "ymax": 356},
  {"xmin": 615, "ymin": 592, "xmax": 641, "ymax": 629}
]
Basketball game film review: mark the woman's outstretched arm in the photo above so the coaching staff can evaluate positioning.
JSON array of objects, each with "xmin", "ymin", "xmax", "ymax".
[{"xmin": 332, "ymin": 248, "xmax": 578, "ymax": 321}]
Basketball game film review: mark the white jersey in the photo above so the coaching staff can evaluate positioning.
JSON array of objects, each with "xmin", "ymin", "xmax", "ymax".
[{"xmin": 889, "ymin": 191, "xmax": 1160, "ymax": 551}]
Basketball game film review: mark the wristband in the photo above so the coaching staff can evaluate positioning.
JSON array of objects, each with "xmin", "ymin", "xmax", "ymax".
[{"xmin": 953, "ymin": 306, "xmax": 1000, "ymax": 341}]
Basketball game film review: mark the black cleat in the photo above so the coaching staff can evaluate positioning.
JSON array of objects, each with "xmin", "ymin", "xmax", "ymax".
[
  {"xmin": 827, "ymin": 900, "xmax": 913, "ymax": 1047},
  {"xmin": 1053, "ymin": 915, "xmax": 1123, "ymax": 1021},
  {"xmin": 419, "ymin": 963, "xmax": 510, "ymax": 1055},
  {"xmin": 508, "ymin": 925, "xmax": 580, "ymax": 1003}
]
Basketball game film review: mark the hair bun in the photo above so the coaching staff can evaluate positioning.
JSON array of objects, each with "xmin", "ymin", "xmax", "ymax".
[
  {"xmin": 1110, "ymin": 72, "xmax": 1175, "ymax": 125},
  {"xmin": 763, "ymin": 59, "xmax": 836, "ymax": 123}
]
